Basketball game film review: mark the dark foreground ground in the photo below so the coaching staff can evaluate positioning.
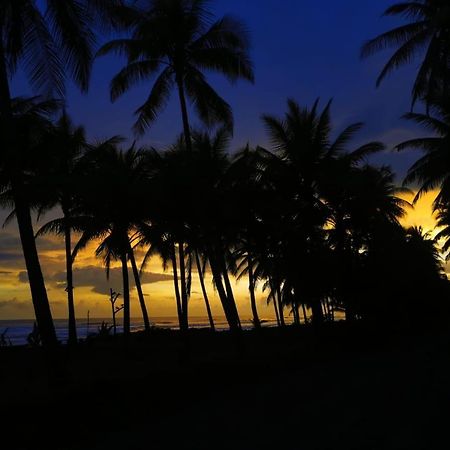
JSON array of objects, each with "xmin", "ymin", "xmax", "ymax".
[{"xmin": 1, "ymin": 322, "xmax": 450, "ymax": 450}]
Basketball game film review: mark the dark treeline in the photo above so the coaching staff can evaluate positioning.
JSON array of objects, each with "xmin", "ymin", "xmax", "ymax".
[{"xmin": 1, "ymin": 0, "xmax": 450, "ymax": 348}]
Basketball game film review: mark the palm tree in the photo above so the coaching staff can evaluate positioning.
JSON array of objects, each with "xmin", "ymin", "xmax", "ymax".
[
  {"xmin": 396, "ymin": 99, "xmax": 450, "ymax": 205},
  {"xmin": 97, "ymin": 0, "xmax": 254, "ymax": 148},
  {"xmin": 73, "ymin": 141, "xmax": 152, "ymax": 337},
  {"xmin": 0, "ymin": 97, "xmax": 61, "ymax": 347},
  {"xmin": 260, "ymin": 98, "xmax": 384, "ymax": 324},
  {"xmin": 0, "ymin": 0, "xmax": 123, "ymax": 347},
  {"xmin": 35, "ymin": 113, "xmax": 88, "ymax": 345},
  {"xmin": 361, "ymin": 0, "xmax": 450, "ymax": 105},
  {"xmin": 138, "ymin": 129, "xmax": 241, "ymax": 331}
]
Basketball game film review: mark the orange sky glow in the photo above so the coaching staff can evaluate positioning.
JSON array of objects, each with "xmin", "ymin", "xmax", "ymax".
[{"xmin": 0, "ymin": 190, "xmax": 442, "ymax": 321}]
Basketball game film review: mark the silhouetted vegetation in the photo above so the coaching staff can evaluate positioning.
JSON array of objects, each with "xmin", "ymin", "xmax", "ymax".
[
  {"xmin": 0, "ymin": 0, "xmax": 449, "ymax": 346},
  {"xmin": 2, "ymin": 1, "xmax": 450, "ymax": 449}
]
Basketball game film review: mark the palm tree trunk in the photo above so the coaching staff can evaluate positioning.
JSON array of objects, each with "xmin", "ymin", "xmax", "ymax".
[
  {"xmin": 207, "ymin": 247, "xmax": 240, "ymax": 331},
  {"xmin": 14, "ymin": 193, "xmax": 57, "ymax": 347},
  {"xmin": 178, "ymin": 242, "xmax": 189, "ymax": 331},
  {"xmin": 176, "ymin": 74, "xmax": 193, "ymax": 152},
  {"xmin": 248, "ymin": 258, "xmax": 261, "ymax": 328},
  {"xmin": 195, "ymin": 251, "xmax": 215, "ymax": 331},
  {"xmin": 311, "ymin": 299, "xmax": 324, "ymax": 325},
  {"xmin": 277, "ymin": 285, "xmax": 285, "ymax": 327},
  {"xmin": 171, "ymin": 242, "xmax": 184, "ymax": 330},
  {"xmin": 292, "ymin": 302, "xmax": 300, "ymax": 325},
  {"xmin": 128, "ymin": 244, "xmax": 151, "ymax": 331},
  {"xmin": 63, "ymin": 213, "xmax": 77, "ymax": 345},
  {"xmin": 301, "ymin": 303, "xmax": 308, "ymax": 325},
  {"xmin": 272, "ymin": 288, "xmax": 281, "ymax": 327},
  {"xmin": 120, "ymin": 253, "xmax": 130, "ymax": 337},
  {"xmin": 220, "ymin": 254, "xmax": 241, "ymax": 330}
]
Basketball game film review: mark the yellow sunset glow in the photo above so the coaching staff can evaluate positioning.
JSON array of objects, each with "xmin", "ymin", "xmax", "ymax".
[{"xmin": 0, "ymin": 190, "xmax": 442, "ymax": 321}]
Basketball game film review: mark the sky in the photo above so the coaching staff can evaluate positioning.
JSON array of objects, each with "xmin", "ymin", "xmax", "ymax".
[{"xmin": 0, "ymin": 0, "xmax": 440, "ymax": 321}]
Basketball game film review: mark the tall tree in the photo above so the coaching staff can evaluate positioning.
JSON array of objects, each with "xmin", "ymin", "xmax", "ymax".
[
  {"xmin": 35, "ymin": 113, "xmax": 88, "ymax": 345},
  {"xmin": 0, "ymin": 0, "xmax": 123, "ymax": 347},
  {"xmin": 261, "ymin": 99, "xmax": 383, "ymax": 324},
  {"xmin": 73, "ymin": 141, "xmax": 152, "ymax": 337},
  {"xmin": 0, "ymin": 97, "xmax": 61, "ymax": 347},
  {"xmin": 98, "ymin": 0, "xmax": 254, "ymax": 148}
]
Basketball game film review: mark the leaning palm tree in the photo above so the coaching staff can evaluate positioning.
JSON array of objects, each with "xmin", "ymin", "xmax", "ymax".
[
  {"xmin": 0, "ymin": 97, "xmax": 61, "ymax": 347},
  {"xmin": 97, "ymin": 0, "xmax": 254, "ymax": 148},
  {"xmin": 0, "ymin": 0, "xmax": 123, "ymax": 347},
  {"xmin": 361, "ymin": 0, "xmax": 450, "ymax": 105}
]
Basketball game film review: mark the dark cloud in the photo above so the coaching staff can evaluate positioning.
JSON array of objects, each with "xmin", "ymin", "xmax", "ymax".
[
  {"xmin": 0, "ymin": 253, "xmax": 23, "ymax": 262},
  {"xmin": 0, "ymin": 298, "xmax": 30, "ymax": 311},
  {"xmin": 21, "ymin": 265, "xmax": 174, "ymax": 295}
]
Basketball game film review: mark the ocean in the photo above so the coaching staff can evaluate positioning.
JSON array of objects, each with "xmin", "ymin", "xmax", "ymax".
[{"xmin": 0, "ymin": 316, "xmax": 277, "ymax": 346}]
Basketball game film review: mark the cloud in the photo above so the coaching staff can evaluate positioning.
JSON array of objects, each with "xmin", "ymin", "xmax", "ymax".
[
  {"xmin": 0, "ymin": 298, "xmax": 30, "ymax": 311},
  {"xmin": 18, "ymin": 265, "xmax": 174, "ymax": 295}
]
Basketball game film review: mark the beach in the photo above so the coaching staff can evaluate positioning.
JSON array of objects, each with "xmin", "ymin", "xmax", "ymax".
[{"xmin": 1, "ymin": 323, "xmax": 449, "ymax": 449}]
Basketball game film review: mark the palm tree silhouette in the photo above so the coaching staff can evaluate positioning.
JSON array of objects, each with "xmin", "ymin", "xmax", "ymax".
[
  {"xmin": 361, "ymin": 0, "xmax": 450, "ymax": 105},
  {"xmin": 396, "ymin": 99, "xmax": 450, "ymax": 205},
  {"xmin": 98, "ymin": 0, "xmax": 254, "ymax": 148},
  {"xmin": 35, "ymin": 113, "xmax": 89, "ymax": 346},
  {"xmin": 73, "ymin": 141, "xmax": 152, "ymax": 337},
  {"xmin": 261, "ymin": 99, "xmax": 384, "ymax": 324},
  {"xmin": 0, "ymin": 0, "xmax": 123, "ymax": 347},
  {"xmin": 0, "ymin": 97, "xmax": 61, "ymax": 346}
]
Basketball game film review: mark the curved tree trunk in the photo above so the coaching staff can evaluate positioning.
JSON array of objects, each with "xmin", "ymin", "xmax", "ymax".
[
  {"xmin": 128, "ymin": 244, "xmax": 151, "ymax": 331},
  {"xmin": 220, "ymin": 254, "xmax": 241, "ymax": 330},
  {"xmin": 171, "ymin": 242, "xmax": 184, "ymax": 330},
  {"xmin": 64, "ymin": 212, "xmax": 77, "ymax": 345},
  {"xmin": 1, "ymin": 42, "xmax": 56, "ymax": 348},
  {"xmin": 120, "ymin": 253, "xmax": 130, "ymax": 337},
  {"xmin": 195, "ymin": 251, "xmax": 215, "ymax": 331},
  {"xmin": 15, "ymin": 193, "xmax": 57, "ymax": 347},
  {"xmin": 248, "ymin": 258, "xmax": 261, "ymax": 329}
]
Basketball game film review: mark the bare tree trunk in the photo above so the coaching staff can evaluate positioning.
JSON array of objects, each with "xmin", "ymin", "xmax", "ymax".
[
  {"xmin": 195, "ymin": 251, "xmax": 215, "ymax": 331},
  {"xmin": 128, "ymin": 245, "xmax": 151, "ymax": 331},
  {"xmin": 120, "ymin": 253, "xmax": 130, "ymax": 337},
  {"xmin": 64, "ymin": 212, "xmax": 77, "ymax": 345}
]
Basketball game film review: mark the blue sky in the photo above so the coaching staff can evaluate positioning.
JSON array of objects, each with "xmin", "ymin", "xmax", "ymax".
[{"xmin": 12, "ymin": 0, "xmax": 425, "ymax": 177}]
